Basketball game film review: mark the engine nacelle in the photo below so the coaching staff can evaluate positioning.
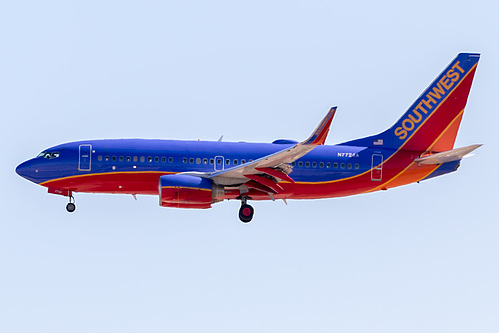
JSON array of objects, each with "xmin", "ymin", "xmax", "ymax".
[{"xmin": 159, "ymin": 174, "xmax": 219, "ymax": 209}]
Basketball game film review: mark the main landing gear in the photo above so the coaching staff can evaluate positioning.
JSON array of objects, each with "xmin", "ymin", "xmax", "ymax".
[
  {"xmin": 66, "ymin": 196, "xmax": 76, "ymax": 213},
  {"xmin": 238, "ymin": 197, "xmax": 254, "ymax": 223}
]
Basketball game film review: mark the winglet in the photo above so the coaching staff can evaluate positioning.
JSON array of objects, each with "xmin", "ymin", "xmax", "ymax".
[{"xmin": 302, "ymin": 106, "xmax": 337, "ymax": 145}]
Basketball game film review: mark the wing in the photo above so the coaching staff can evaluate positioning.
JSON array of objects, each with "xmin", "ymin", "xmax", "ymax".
[{"xmin": 207, "ymin": 107, "xmax": 337, "ymax": 190}]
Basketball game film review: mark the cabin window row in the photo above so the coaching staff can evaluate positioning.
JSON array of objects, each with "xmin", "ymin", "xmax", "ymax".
[
  {"xmin": 96, "ymin": 155, "xmax": 256, "ymax": 165},
  {"xmin": 181, "ymin": 158, "xmax": 254, "ymax": 165},
  {"xmin": 96, "ymin": 155, "xmax": 359, "ymax": 170},
  {"xmin": 291, "ymin": 161, "xmax": 360, "ymax": 170},
  {"xmin": 97, "ymin": 155, "xmax": 174, "ymax": 163}
]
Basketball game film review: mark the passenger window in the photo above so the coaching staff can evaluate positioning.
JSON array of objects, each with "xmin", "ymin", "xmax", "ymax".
[
  {"xmin": 355, "ymin": 163, "xmax": 360, "ymax": 169},
  {"xmin": 217, "ymin": 159, "xmax": 222, "ymax": 165},
  {"xmin": 133, "ymin": 156, "xmax": 138, "ymax": 162},
  {"xmin": 112, "ymin": 156, "xmax": 117, "ymax": 162},
  {"xmin": 126, "ymin": 156, "xmax": 131, "ymax": 162},
  {"xmin": 305, "ymin": 162, "xmax": 310, "ymax": 168},
  {"xmin": 98, "ymin": 155, "xmax": 103, "ymax": 161},
  {"xmin": 203, "ymin": 158, "xmax": 208, "ymax": 164},
  {"xmin": 326, "ymin": 162, "xmax": 331, "ymax": 168},
  {"xmin": 225, "ymin": 159, "xmax": 230, "ymax": 165},
  {"xmin": 319, "ymin": 162, "xmax": 324, "ymax": 168},
  {"xmin": 241, "ymin": 159, "xmax": 246, "ymax": 164},
  {"xmin": 169, "ymin": 157, "xmax": 173, "ymax": 163},
  {"xmin": 105, "ymin": 156, "xmax": 110, "ymax": 161},
  {"xmin": 189, "ymin": 158, "xmax": 194, "ymax": 164},
  {"xmin": 147, "ymin": 156, "xmax": 153, "ymax": 162},
  {"xmin": 210, "ymin": 158, "xmax": 214, "ymax": 165},
  {"xmin": 340, "ymin": 163, "xmax": 345, "ymax": 169},
  {"xmin": 291, "ymin": 162, "xmax": 296, "ymax": 167},
  {"xmin": 312, "ymin": 162, "xmax": 317, "ymax": 168},
  {"xmin": 333, "ymin": 162, "xmax": 338, "ymax": 168},
  {"xmin": 196, "ymin": 158, "xmax": 201, "ymax": 164},
  {"xmin": 140, "ymin": 156, "xmax": 145, "ymax": 162},
  {"xmin": 119, "ymin": 156, "xmax": 124, "ymax": 162},
  {"xmin": 249, "ymin": 159, "xmax": 253, "ymax": 162},
  {"xmin": 161, "ymin": 157, "xmax": 166, "ymax": 163},
  {"xmin": 298, "ymin": 161, "xmax": 303, "ymax": 167},
  {"xmin": 234, "ymin": 159, "xmax": 239, "ymax": 165},
  {"xmin": 183, "ymin": 158, "xmax": 187, "ymax": 163},
  {"xmin": 347, "ymin": 163, "xmax": 352, "ymax": 169}
]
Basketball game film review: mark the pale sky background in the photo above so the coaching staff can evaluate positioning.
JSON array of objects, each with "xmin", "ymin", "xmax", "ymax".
[{"xmin": 1, "ymin": 1, "xmax": 498, "ymax": 332}]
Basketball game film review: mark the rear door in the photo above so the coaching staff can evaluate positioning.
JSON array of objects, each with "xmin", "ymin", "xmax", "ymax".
[{"xmin": 371, "ymin": 154, "xmax": 383, "ymax": 181}]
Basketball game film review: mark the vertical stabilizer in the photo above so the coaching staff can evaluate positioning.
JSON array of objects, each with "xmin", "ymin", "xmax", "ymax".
[{"xmin": 341, "ymin": 53, "xmax": 480, "ymax": 152}]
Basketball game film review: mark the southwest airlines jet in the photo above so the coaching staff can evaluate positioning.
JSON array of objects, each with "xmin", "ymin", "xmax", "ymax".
[{"xmin": 16, "ymin": 53, "xmax": 481, "ymax": 222}]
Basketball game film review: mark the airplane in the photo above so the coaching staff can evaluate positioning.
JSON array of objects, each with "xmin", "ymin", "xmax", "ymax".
[{"xmin": 16, "ymin": 53, "xmax": 481, "ymax": 223}]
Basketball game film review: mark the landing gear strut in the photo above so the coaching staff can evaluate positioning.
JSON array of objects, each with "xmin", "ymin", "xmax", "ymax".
[
  {"xmin": 66, "ymin": 196, "xmax": 76, "ymax": 213},
  {"xmin": 238, "ymin": 197, "xmax": 254, "ymax": 223}
]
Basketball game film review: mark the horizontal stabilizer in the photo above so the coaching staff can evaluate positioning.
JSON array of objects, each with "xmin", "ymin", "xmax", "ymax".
[{"xmin": 414, "ymin": 144, "xmax": 482, "ymax": 165}]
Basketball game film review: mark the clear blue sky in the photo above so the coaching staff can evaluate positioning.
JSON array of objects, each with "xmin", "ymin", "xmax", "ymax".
[{"xmin": 1, "ymin": 1, "xmax": 498, "ymax": 332}]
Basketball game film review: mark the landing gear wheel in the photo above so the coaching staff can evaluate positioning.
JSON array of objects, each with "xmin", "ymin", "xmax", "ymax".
[
  {"xmin": 66, "ymin": 196, "xmax": 76, "ymax": 213},
  {"xmin": 66, "ymin": 202, "xmax": 76, "ymax": 213},
  {"xmin": 239, "ymin": 204, "xmax": 254, "ymax": 223}
]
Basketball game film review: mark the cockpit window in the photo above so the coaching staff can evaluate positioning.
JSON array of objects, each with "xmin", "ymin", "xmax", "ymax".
[{"xmin": 37, "ymin": 152, "xmax": 60, "ymax": 159}]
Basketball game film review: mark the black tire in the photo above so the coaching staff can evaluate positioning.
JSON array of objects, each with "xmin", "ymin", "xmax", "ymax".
[
  {"xmin": 238, "ymin": 204, "xmax": 254, "ymax": 223},
  {"xmin": 66, "ymin": 202, "xmax": 76, "ymax": 213}
]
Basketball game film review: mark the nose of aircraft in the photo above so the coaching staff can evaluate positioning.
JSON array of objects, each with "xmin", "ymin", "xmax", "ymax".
[{"xmin": 16, "ymin": 159, "xmax": 37, "ymax": 182}]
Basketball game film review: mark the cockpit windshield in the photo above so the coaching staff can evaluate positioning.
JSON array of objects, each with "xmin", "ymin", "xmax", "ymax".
[{"xmin": 37, "ymin": 151, "xmax": 60, "ymax": 159}]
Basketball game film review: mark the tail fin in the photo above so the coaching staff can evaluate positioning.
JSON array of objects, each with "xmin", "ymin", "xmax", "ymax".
[{"xmin": 341, "ymin": 53, "xmax": 480, "ymax": 152}]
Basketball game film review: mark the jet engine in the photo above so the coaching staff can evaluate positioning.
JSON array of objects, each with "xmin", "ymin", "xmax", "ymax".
[{"xmin": 159, "ymin": 174, "xmax": 222, "ymax": 209}]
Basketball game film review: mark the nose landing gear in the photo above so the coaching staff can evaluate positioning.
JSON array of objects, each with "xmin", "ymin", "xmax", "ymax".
[
  {"xmin": 66, "ymin": 196, "xmax": 76, "ymax": 213},
  {"xmin": 238, "ymin": 197, "xmax": 254, "ymax": 223},
  {"xmin": 47, "ymin": 188, "xmax": 76, "ymax": 213}
]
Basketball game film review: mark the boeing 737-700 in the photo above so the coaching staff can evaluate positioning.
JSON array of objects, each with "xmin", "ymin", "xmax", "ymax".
[{"xmin": 16, "ymin": 53, "xmax": 481, "ymax": 222}]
